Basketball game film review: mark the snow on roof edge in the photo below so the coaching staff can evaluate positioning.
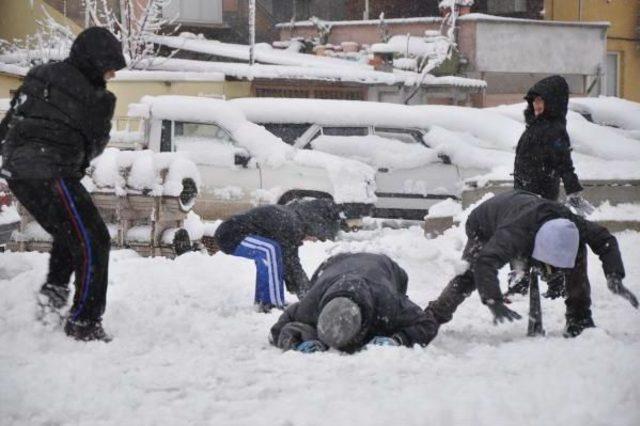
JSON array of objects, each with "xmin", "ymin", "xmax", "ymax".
[
  {"xmin": 276, "ymin": 14, "xmax": 609, "ymax": 29},
  {"xmin": 276, "ymin": 16, "xmax": 443, "ymax": 28}
]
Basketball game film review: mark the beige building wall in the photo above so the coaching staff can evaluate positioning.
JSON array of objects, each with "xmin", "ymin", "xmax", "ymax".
[
  {"xmin": 107, "ymin": 80, "xmax": 251, "ymax": 117},
  {"xmin": 544, "ymin": 0, "xmax": 640, "ymax": 101},
  {"xmin": 0, "ymin": 0, "xmax": 81, "ymax": 42}
]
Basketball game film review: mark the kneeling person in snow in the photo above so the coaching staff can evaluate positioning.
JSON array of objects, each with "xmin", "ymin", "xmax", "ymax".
[
  {"xmin": 0, "ymin": 28, "xmax": 126, "ymax": 341},
  {"xmin": 213, "ymin": 199, "xmax": 344, "ymax": 311},
  {"xmin": 269, "ymin": 252, "xmax": 439, "ymax": 353},
  {"xmin": 427, "ymin": 190, "xmax": 637, "ymax": 337}
]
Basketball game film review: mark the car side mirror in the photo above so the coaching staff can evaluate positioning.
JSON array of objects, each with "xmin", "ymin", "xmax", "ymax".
[
  {"xmin": 438, "ymin": 153, "xmax": 452, "ymax": 165},
  {"xmin": 234, "ymin": 153, "xmax": 251, "ymax": 168}
]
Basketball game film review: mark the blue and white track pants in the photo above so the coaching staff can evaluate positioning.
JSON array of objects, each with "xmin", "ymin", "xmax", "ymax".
[{"xmin": 233, "ymin": 235, "xmax": 286, "ymax": 308}]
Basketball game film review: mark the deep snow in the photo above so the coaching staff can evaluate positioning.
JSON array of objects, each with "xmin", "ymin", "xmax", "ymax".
[{"xmin": 0, "ymin": 223, "xmax": 638, "ymax": 426}]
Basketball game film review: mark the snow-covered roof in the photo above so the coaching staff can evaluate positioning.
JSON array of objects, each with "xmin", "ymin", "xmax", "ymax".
[
  {"xmin": 139, "ymin": 57, "xmax": 486, "ymax": 89},
  {"xmin": 150, "ymin": 35, "xmax": 366, "ymax": 69},
  {"xmin": 114, "ymin": 70, "xmax": 225, "ymax": 82},
  {"xmin": 276, "ymin": 17, "xmax": 442, "ymax": 28},
  {"xmin": 277, "ymin": 14, "xmax": 609, "ymax": 29}
]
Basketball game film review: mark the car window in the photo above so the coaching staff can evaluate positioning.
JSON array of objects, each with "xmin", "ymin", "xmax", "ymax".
[
  {"xmin": 322, "ymin": 126, "xmax": 369, "ymax": 137},
  {"xmin": 260, "ymin": 123, "xmax": 311, "ymax": 145},
  {"xmin": 173, "ymin": 121, "xmax": 244, "ymax": 167},
  {"xmin": 374, "ymin": 127, "xmax": 423, "ymax": 145},
  {"xmin": 174, "ymin": 121, "xmax": 235, "ymax": 144}
]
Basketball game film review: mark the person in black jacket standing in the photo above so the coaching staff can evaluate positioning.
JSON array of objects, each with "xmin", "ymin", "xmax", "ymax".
[
  {"xmin": 0, "ymin": 27, "xmax": 126, "ymax": 341},
  {"xmin": 513, "ymin": 75, "xmax": 594, "ymax": 215},
  {"xmin": 213, "ymin": 198, "xmax": 344, "ymax": 312},
  {"xmin": 270, "ymin": 252, "xmax": 439, "ymax": 353},
  {"xmin": 427, "ymin": 190, "xmax": 637, "ymax": 338}
]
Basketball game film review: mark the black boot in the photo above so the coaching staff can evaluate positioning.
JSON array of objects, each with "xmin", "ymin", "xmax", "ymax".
[
  {"xmin": 64, "ymin": 319, "xmax": 112, "ymax": 342},
  {"xmin": 563, "ymin": 316, "xmax": 595, "ymax": 338}
]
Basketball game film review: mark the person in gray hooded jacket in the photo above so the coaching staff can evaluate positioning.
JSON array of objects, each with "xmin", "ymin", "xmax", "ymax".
[
  {"xmin": 270, "ymin": 252, "xmax": 439, "ymax": 353},
  {"xmin": 427, "ymin": 190, "xmax": 637, "ymax": 338}
]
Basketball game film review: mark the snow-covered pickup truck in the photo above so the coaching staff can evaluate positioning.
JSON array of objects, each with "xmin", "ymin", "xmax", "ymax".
[{"xmin": 121, "ymin": 96, "xmax": 376, "ymax": 221}]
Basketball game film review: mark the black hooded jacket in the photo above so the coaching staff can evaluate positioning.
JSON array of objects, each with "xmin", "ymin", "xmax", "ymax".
[
  {"xmin": 466, "ymin": 190, "xmax": 625, "ymax": 303},
  {"xmin": 513, "ymin": 75, "xmax": 583, "ymax": 200},
  {"xmin": 213, "ymin": 199, "xmax": 343, "ymax": 293},
  {"xmin": 0, "ymin": 27, "xmax": 126, "ymax": 179},
  {"xmin": 269, "ymin": 252, "xmax": 439, "ymax": 352}
]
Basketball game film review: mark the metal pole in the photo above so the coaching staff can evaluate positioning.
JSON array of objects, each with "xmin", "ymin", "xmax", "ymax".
[
  {"xmin": 364, "ymin": 0, "xmax": 370, "ymax": 20},
  {"xmin": 249, "ymin": 0, "xmax": 256, "ymax": 66},
  {"xmin": 527, "ymin": 272, "xmax": 545, "ymax": 337}
]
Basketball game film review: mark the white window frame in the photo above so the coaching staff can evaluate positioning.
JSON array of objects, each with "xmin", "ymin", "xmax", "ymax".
[{"xmin": 606, "ymin": 51, "xmax": 621, "ymax": 97}]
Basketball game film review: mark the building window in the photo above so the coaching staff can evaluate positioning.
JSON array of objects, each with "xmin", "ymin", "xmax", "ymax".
[
  {"xmin": 606, "ymin": 52, "xmax": 620, "ymax": 97},
  {"xmin": 164, "ymin": 0, "xmax": 223, "ymax": 25}
]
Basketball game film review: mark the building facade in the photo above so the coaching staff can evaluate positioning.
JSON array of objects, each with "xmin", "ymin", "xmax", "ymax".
[{"xmin": 543, "ymin": 0, "xmax": 640, "ymax": 102}]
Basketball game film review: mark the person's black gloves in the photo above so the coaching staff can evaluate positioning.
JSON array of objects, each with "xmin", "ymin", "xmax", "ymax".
[
  {"xmin": 606, "ymin": 275, "xmax": 639, "ymax": 309},
  {"xmin": 543, "ymin": 274, "xmax": 566, "ymax": 299},
  {"xmin": 565, "ymin": 192, "xmax": 595, "ymax": 217},
  {"xmin": 505, "ymin": 270, "xmax": 529, "ymax": 297},
  {"xmin": 274, "ymin": 322, "xmax": 319, "ymax": 350},
  {"xmin": 485, "ymin": 299, "xmax": 522, "ymax": 324}
]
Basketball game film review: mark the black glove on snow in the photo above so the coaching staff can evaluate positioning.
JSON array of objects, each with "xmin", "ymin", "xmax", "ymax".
[
  {"xmin": 543, "ymin": 274, "xmax": 566, "ymax": 300},
  {"xmin": 606, "ymin": 275, "xmax": 639, "ymax": 309},
  {"xmin": 505, "ymin": 270, "xmax": 530, "ymax": 297},
  {"xmin": 485, "ymin": 299, "xmax": 522, "ymax": 324}
]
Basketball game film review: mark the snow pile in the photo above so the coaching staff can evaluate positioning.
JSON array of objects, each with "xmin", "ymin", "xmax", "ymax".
[
  {"xmin": 1, "ymin": 223, "xmax": 638, "ymax": 425},
  {"xmin": 311, "ymin": 134, "xmax": 440, "ymax": 169},
  {"xmin": 89, "ymin": 148, "xmax": 201, "ymax": 197},
  {"xmin": 570, "ymin": 97, "xmax": 640, "ymax": 131},
  {"xmin": 426, "ymin": 198, "xmax": 463, "ymax": 218}
]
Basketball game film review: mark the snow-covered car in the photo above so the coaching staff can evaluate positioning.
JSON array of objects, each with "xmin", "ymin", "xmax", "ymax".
[
  {"xmin": 232, "ymin": 98, "xmax": 468, "ymax": 220},
  {"xmin": 568, "ymin": 96, "xmax": 640, "ymax": 140},
  {"xmin": 124, "ymin": 96, "xmax": 376, "ymax": 221}
]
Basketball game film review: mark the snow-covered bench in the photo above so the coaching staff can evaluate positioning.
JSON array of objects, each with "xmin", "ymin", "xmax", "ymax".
[{"xmin": 8, "ymin": 148, "xmax": 202, "ymax": 258}]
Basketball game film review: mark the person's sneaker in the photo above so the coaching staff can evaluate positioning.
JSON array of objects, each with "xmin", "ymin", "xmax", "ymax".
[
  {"xmin": 563, "ymin": 316, "xmax": 595, "ymax": 338},
  {"xmin": 64, "ymin": 319, "xmax": 112, "ymax": 342}
]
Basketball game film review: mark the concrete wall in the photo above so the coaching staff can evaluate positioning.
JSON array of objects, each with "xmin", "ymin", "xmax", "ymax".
[{"xmin": 470, "ymin": 19, "xmax": 607, "ymax": 77}]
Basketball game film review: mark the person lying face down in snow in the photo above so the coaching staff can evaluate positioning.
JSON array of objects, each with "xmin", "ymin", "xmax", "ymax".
[
  {"xmin": 213, "ymin": 198, "xmax": 345, "ymax": 312},
  {"xmin": 269, "ymin": 252, "xmax": 440, "ymax": 353},
  {"xmin": 427, "ymin": 190, "xmax": 637, "ymax": 338}
]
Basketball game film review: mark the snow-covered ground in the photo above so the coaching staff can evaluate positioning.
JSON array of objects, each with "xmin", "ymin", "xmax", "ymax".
[{"xmin": 1, "ymin": 224, "xmax": 638, "ymax": 425}]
